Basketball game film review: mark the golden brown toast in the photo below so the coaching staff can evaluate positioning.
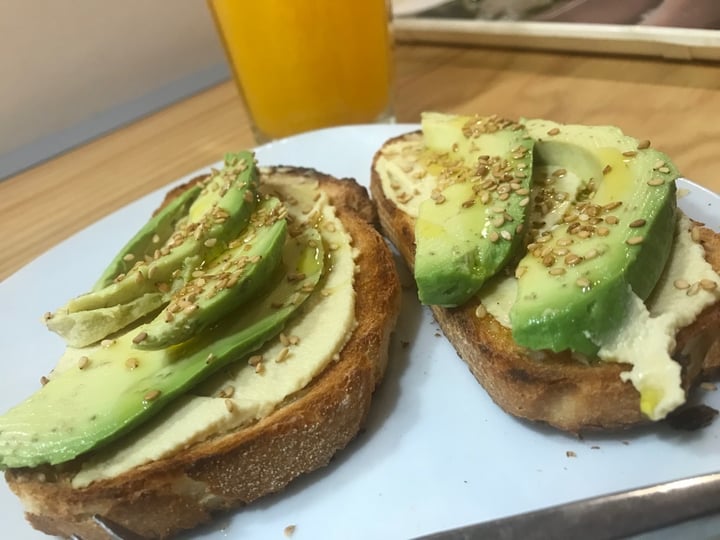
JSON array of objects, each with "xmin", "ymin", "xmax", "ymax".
[
  {"xmin": 370, "ymin": 131, "xmax": 720, "ymax": 432},
  {"xmin": 5, "ymin": 167, "xmax": 401, "ymax": 539}
]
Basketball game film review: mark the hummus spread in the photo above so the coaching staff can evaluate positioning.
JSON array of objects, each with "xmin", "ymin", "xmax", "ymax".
[
  {"xmin": 72, "ymin": 175, "xmax": 357, "ymax": 487},
  {"xmin": 378, "ymin": 138, "xmax": 720, "ymax": 421}
]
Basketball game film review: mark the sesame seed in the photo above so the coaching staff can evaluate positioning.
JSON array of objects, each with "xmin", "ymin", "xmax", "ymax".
[
  {"xmin": 152, "ymin": 233, "xmax": 161, "ymax": 244},
  {"xmin": 101, "ymin": 339, "xmax": 115, "ymax": 348},
  {"xmin": 687, "ymin": 283, "xmax": 701, "ymax": 296},
  {"xmin": 475, "ymin": 304, "xmax": 487, "ymax": 318},
  {"xmin": 547, "ymin": 127, "xmax": 561, "ymax": 136},
  {"xmin": 40, "ymin": 376, "xmax": 49, "ymax": 386},
  {"xmin": 123, "ymin": 253, "xmax": 135, "ymax": 262},
  {"xmin": 549, "ymin": 267, "xmax": 566, "ymax": 276},
  {"xmin": 275, "ymin": 347, "xmax": 290, "ymax": 363},
  {"xmin": 565, "ymin": 254, "xmax": 583, "ymax": 266},
  {"xmin": 204, "ymin": 238, "xmax": 218, "ymax": 248},
  {"xmin": 248, "ymin": 354, "xmax": 263, "ymax": 366},
  {"xmin": 653, "ymin": 159, "xmax": 666, "ymax": 170},
  {"xmin": 626, "ymin": 236, "xmax": 644, "ymax": 245},
  {"xmin": 658, "ymin": 166, "xmax": 671, "ymax": 174},
  {"xmin": 219, "ymin": 385, "xmax": 235, "ymax": 398},
  {"xmin": 603, "ymin": 201, "xmax": 622, "ymax": 211},
  {"xmin": 279, "ymin": 333, "xmax": 290, "ymax": 346},
  {"xmin": 576, "ymin": 277, "xmax": 591, "ymax": 288},
  {"xmin": 605, "ymin": 216, "xmax": 620, "ymax": 225},
  {"xmin": 500, "ymin": 230, "xmax": 512, "ymax": 241},
  {"xmin": 674, "ymin": 279, "xmax": 690, "ymax": 290},
  {"xmin": 542, "ymin": 254, "xmax": 555, "ymax": 267},
  {"xmin": 144, "ymin": 389, "xmax": 161, "ymax": 402},
  {"xmin": 622, "ymin": 151, "xmax": 637, "ymax": 157},
  {"xmin": 596, "ymin": 226, "xmax": 610, "ymax": 236},
  {"xmin": 224, "ymin": 399, "xmax": 235, "ymax": 413},
  {"xmin": 552, "ymin": 168, "xmax": 567, "ymax": 178},
  {"xmin": 602, "ymin": 165, "xmax": 612, "ymax": 175},
  {"xmin": 637, "ymin": 139, "xmax": 651, "ymax": 149},
  {"xmin": 647, "ymin": 178, "xmax": 664, "ymax": 186},
  {"xmin": 133, "ymin": 331, "xmax": 148, "ymax": 344},
  {"xmin": 126, "ymin": 357, "xmax": 140, "ymax": 370},
  {"xmin": 78, "ymin": 356, "xmax": 90, "ymax": 370},
  {"xmin": 629, "ymin": 219, "xmax": 647, "ymax": 228},
  {"xmin": 700, "ymin": 279, "xmax": 718, "ymax": 291},
  {"xmin": 519, "ymin": 197, "xmax": 530, "ymax": 207},
  {"xmin": 255, "ymin": 362, "xmax": 265, "ymax": 374},
  {"xmin": 488, "ymin": 231, "xmax": 500, "ymax": 243}
]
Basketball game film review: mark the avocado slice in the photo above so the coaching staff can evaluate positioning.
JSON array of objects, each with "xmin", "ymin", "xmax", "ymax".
[
  {"xmin": 0, "ymin": 225, "xmax": 324, "ymax": 468},
  {"xmin": 92, "ymin": 183, "xmax": 203, "ymax": 290},
  {"xmin": 413, "ymin": 112, "xmax": 534, "ymax": 306},
  {"xmin": 45, "ymin": 152, "xmax": 260, "ymax": 347},
  {"xmin": 134, "ymin": 197, "xmax": 288, "ymax": 350},
  {"xmin": 509, "ymin": 120, "xmax": 678, "ymax": 355}
]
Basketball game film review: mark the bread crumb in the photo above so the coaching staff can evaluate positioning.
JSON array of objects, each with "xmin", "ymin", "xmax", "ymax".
[
  {"xmin": 284, "ymin": 525, "xmax": 296, "ymax": 537},
  {"xmin": 566, "ymin": 450, "xmax": 577, "ymax": 458}
]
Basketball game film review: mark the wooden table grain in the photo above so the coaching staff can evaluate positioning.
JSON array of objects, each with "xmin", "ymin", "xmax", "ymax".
[{"xmin": 2, "ymin": 43, "xmax": 720, "ymax": 281}]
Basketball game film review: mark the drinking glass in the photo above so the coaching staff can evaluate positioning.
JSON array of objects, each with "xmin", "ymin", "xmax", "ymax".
[{"xmin": 207, "ymin": 0, "xmax": 395, "ymax": 142}]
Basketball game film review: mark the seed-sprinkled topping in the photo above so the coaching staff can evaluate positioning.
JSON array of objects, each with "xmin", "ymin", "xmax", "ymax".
[
  {"xmin": 647, "ymin": 178, "xmax": 664, "ymax": 186},
  {"xmin": 622, "ymin": 150, "xmax": 638, "ymax": 157},
  {"xmin": 565, "ymin": 253, "xmax": 583, "ymax": 266},
  {"xmin": 144, "ymin": 389, "xmax": 161, "ymax": 402},
  {"xmin": 78, "ymin": 356, "xmax": 90, "ymax": 370},
  {"xmin": 461, "ymin": 199, "xmax": 475, "ymax": 209},
  {"xmin": 657, "ymin": 166, "xmax": 671, "ymax": 174},
  {"xmin": 519, "ymin": 196, "xmax": 530, "ymax": 207},
  {"xmin": 629, "ymin": 218, "xmax": 646, "ymax": 228},
  {"xmin": 126, "ymin": 357, "xmax": 140, "ymax": 370},
  {"xmin": 549, "ymin": 267, "xmax": 566, "ymax": 276},
  {"xmin": 605, "ymin": 215, "xmax": 620, "ymax": 225},
  {"xmin": 576, "ymin": 277, "xmax": 591, "ymax": 288},
  {"xmin": 547, "ymin": 127, "xmax": 561, "ymax": 136},
  {"xmin": 626, "ymin": 236, "xmax": 644, "ymax": 245},
  {"xmin": 248, "ymin": 354, "xmax": 263, "ymax": 366},
  {"xmin": 542, "ymin": 254, "xmax": 555, "ymax": 267},
  {"xmin": 637, "ymin": 139, "xmax": 651, "ymax": 149},
  {"xmin": 652, "ymin": 159, "xmax": 666, "ymax": 170},
  {"xmin": 596, "ymin": 226, "xmax": 610, "ymax": 236}
]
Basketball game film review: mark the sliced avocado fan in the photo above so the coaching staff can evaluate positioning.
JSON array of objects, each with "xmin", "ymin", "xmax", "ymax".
[
  {"xmin": 414, "ymin": 112, "xmax": 534, "ymax": 307},
  {"xmin": 0, "ymin": 214, "xmax": 324, "ymax": 469},
  {"xmin": 45, "ymin": 151, "xmax": 260, "ymax": 348},
  {"xmin": 509, "ymin": 120, "xmax": 678, "ymax": 356}
]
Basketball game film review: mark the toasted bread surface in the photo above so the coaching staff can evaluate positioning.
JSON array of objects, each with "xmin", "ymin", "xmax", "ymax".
[
  {"xmin": 370, "ymin": 132, "xmax": 720, "ymax": 432},
  {"xmin": 6, "ymin": 167, "xmax": 401, "ymax": 539}
]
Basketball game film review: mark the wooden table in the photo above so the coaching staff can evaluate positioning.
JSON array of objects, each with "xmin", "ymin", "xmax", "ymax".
[{"xmin": 2, "ymin": 43, "xmax": 720, "ymax": 281}]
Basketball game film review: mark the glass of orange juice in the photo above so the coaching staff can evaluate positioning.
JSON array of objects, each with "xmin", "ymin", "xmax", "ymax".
[{"xmin": 207, "ymin": 0, "xmax": 395, "ymax": 142}]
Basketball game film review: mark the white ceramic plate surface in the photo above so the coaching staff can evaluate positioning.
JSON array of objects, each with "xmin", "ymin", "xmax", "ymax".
[{"xmin": 1, "ymin": 124, "xmax": 719, "ymax": 539}]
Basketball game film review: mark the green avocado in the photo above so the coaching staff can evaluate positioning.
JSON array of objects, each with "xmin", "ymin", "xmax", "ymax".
[
  {"xmin": 0, "ymin": 223, "xmax": 324, "ymax": 468},
  {"xmin": 413, "ymin": 112, "xmax": 534, "ymax": 306},
  {"xmin": 133, "ymin": 197, "xmax": 288, "ymax": 350},
  {"xmin": 45, "ymin": 152, "xmax": 260, "ymax": 347},
  {"xmin": 509, "ymin": 119, "xmax": 678, "ymax": 355}
]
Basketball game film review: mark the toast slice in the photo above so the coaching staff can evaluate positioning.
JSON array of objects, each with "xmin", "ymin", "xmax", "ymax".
[
  {"xmin": 371, "ymin": 131, "xmax": 720, "ymax": 432},
  {"xmin": 4, "ymin": 167, "xmax": 401, "ymax": 539}
]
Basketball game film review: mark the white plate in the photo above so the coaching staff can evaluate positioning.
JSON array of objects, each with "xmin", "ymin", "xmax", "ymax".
[{"xmin": 1, "ymin": 124, "xmax": 719, "ymax": 540}]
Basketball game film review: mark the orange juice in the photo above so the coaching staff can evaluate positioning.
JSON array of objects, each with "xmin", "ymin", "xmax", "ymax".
[{"xmin": 208, "ymin": 0, "xmax": 393, "ymax": 140}]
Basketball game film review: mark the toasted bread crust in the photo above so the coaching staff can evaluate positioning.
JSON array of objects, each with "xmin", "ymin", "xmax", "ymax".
[
  {"xmin": 370, "ymin": 132, "xmax": 720, "ymax": 432},
  {"xmin": 6, "ymin": 168, "xmax": 401, "ymax": 539}
]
